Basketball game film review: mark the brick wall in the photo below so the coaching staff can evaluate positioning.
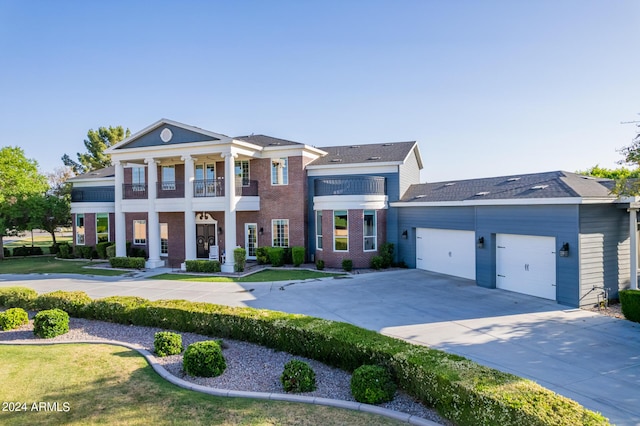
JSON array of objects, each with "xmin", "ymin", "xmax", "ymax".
[
  {"xmin": 125, "ymin": 212, "xmax": 149, "ymax": 256},
  {"xmin": 315, "ymin": 208, "xmax": 387, "ymax": 269},
  {"xmin": 160, "ymin": 212, "xmax": 185, "ymax": 267}
]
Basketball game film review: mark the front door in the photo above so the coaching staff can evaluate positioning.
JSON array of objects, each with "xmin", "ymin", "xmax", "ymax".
[
  {"xmin": 196, "ymin": 224, "xmax": 217, "ymax": 258},
  {"xmin": 245, "ymin": 223, "xmax": 257, "ymax": 260}
]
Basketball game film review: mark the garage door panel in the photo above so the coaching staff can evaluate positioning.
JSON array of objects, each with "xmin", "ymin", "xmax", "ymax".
[
  {"xmin": 416, "ymin": 228, "xmax": 475, "ymax": 280},
  {"xmin": 496, "ymin": 234, "xmax": 556, "ymax": 300}
]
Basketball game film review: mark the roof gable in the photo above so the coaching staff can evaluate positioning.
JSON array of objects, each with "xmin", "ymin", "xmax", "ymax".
[
  {"xmin": 400, "ymin": 171, "xmax": 614, "ymax": 203},
  {"xmin": 309, "ymin": 141, "xmax": 417, "ymax": 167},
  {"xmin": 108, "ymin": 119, "xmax": 228, "ymax": 151}
]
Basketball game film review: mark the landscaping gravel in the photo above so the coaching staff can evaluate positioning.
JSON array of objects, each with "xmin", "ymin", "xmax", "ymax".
[{"xmin": 0, "ymin": 314, "xmax": 452, "ymax": 425}]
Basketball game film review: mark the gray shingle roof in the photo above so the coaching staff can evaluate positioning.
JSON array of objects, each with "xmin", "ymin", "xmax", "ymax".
[
  {"xmin": 68, "ymin": 166, "xmax": 115, "ymax": 181},
  {"xmin": 400, "ymin": 171, "xmax": 614, "ymax": 202},
  {"xmin": 234, "ymin": 134, "xmax": 304, "ymax": 147},
  {"xmin": 308, "ymin": 141, "xmax": 417, "ymax": 166}
]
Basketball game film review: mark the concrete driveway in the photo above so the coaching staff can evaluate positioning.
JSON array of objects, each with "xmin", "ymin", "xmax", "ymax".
[{"xmin": 1, "ymin": 269, "xmax": 639, "ymax": 425}]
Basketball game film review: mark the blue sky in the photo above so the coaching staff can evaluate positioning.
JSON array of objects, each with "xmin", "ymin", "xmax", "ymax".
[{"xmin": 1, "ymin": 1, "xmax": 638, "ymax": 181}]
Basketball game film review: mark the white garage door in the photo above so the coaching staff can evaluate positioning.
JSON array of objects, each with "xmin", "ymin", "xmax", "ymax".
[
  {"xmin": 496, "ymin": 234, "xmax": 556, "ymax": 300},
  {"xmin": 416, "ymin": 228, "xmax": 476, "ymax": 280}
]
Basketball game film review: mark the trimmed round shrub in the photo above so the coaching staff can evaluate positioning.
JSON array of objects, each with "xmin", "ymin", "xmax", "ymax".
[
  {"xmin": 280, "ymin": 359, "xmax": 316, "ymax": 393},
  {"xmin": 315, "ymin": 259, "xmax": 325, "ymax": 270},
  {"xmin": 350, "ymin": 365, "xmax": 396, "ymax": 404},
  {"xmin": 370, "ymin": 256, "xmax": 384, "ymax": 270},
  {"xmin": 0, "ymin": 307, "xmax": 29, "ymax": 330},
  {"xmin": 33, "ymin": 308, "xmax": 69, "ymax": 338},
  {"xmin": 342, "ymin": 259, "xmax": 353, "ymax": 272},
  {"xmin": 154, "ymin": 331, "xmax": 183, "ymax": 357},
  {"xmin": 620, "ymin": 290, "xmax": 640, "ymax": 323},
  {"xmin": 183, "ymin": 340, "xmax": 226, "ymax": 377}
]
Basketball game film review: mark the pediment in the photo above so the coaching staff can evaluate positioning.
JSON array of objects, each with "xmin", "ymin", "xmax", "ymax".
[{"xmin": 110, "ymin": 119, "xmax": 227, "ymax": 151}]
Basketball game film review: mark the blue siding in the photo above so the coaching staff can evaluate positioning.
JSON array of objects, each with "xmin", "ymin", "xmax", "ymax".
[
  {"xmin": 397, "ymin": 204, "xmax": 583, "ymax": 307},
  {"xmin": 396, "ymin": 206, "xmax": 475, "ymax": 268},
  {"xmin": 476, "ymin": 205, "xmax": 580, "ymax": 306},
  {"xmin": 119, "ymin": 124, "xmax": 219, "ymax": 149}
]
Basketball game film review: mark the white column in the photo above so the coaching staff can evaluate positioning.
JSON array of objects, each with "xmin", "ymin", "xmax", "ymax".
[
  {"xmin": 630, "ymin": 208, "xmax": 638, "ymax": 290},
  {"xmin": 182, "ymin": 155, "xmax": 197, "ymax": 262},
  {"xmin": 145, "ymin": 158, "xmax": 163, "ymax": 268},
  {"xmin": 221, "ymin": 151, "xmax": 237, "ymax": 273},
  {"xmin": 114, "ymin": 161, "xmax": 126, "ymax": 257}
]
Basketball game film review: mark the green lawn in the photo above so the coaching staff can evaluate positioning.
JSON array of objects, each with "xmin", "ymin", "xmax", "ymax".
[
  {"xmin": 151, "ymin": 269, "xmax": 344, "ymax": 282},
  {"xmin": 5, "ymin": 235, "xmax": 72, "ymax": 255},
  {"xmin": 0, "ymin": 344, "xmax": 402, "ymax": 426},
  {"xmin": 0, "ymin": 257, "xmax": 125, "ymax": 276}
]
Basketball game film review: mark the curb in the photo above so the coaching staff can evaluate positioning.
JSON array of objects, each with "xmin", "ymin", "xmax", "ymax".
[{"xmin": 0, "ymin": 340, "xmax": 441, "ymax": 426}]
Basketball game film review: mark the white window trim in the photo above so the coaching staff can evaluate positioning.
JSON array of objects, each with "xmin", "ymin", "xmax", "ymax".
[
  {"xmin": 316, "ymin": 210, "xmax": 323, "ymax": 251},
  {"xmin": 161, "ymin": 165, "xmax": 176, "ymax": 190},
  {"xmin": 160, "ymin": 222, "xmax": 168, "ymax": 256},
  {"xmin": 235, "ymin": 160, "xmax": 250, "ymax": 187},
  {"xmin": 271, "ymin": 158, "xmax": 288, "ymax": 186},
  {"xmin": 133, "ymin": 220, "xmax": 147, "ymax": 245},
  {"xmin": 271, "ymin": 219, "xmax": 289, "ymax": 247},
  {"xmin": 333, "ymin": 210, "xmax": 349, "ymax": 252},
  {"xmin": 76, "ymin": 214, "xmax": 85, "ymax": 245},
  {"xmin": 96, "ymin": 213, "xmax": 110, "ymax": 243},
  {"xmin": 363, "ymin": 210, "xmax": 377, "ymax": 252}
]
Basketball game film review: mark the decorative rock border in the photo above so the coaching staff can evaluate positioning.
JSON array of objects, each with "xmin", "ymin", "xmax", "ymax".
[{"xmin": 0, "ymin": 340, "xmax": 441, "ymax": 426}]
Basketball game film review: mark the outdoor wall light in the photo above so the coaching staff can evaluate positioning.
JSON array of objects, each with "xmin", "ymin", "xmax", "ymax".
[
  {"xmin": 218, "ymin": 227, "xmax": 223, "ymax": 235},
  {"xmin": 559, "ymin": 242, "xmax": 569, "ymax": 257},
  {"xmin": 259, "ymin": 227, "xmax": 264, "ymax": 235},
  {"xmin": 477, "ymin": 236, "xmax": 485, "ymax": 249},
  {"xmin": 401, "ymin": 230, "xmax": 408, "ymax": 239}
]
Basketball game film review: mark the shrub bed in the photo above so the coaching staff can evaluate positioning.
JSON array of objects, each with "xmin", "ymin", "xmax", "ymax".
[
  {"xmin": 109, "ymin": 257, "xmax": 145, "ymax": 269},
  {"xmin": 33, "ymin": 308, "xmax": 69, "ymax": 338},
  {"xmin": 36, "ymin": 290, "xmax": 92, "ymax": 317},
  {"xmin": 12, "ymin": 246, "xmax": 44, "ymax": 257},
  {"xmin": 183, "ymin": 340, "xmax": 226, "ymax": 377},
  {"xmin": 0, "ymin": 307, "xmax": 29, "ymax": 330},
  {"xmin": 0, "ymin": 286, "xmax": 609, "ymax": 426},
  {"xmin": 185, "ymin": 260, "xmax": 221, "ymax": 273},
  {"xmin": 281, "ymin": 359, "xmax": 316, "ymax": 392},
  {"xmin": 269, "ymin": 247, "xmax": 285, "ymax": 267}
]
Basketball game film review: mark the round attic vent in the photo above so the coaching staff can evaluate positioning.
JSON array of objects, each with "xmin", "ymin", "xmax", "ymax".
[{"xmin": 160, "ymin": 128, "xmax": 173, "ymax": 143}]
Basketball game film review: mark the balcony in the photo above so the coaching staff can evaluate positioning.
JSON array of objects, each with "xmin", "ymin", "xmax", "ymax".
[
  {"xmin": 157, "ymin": 181, "xmax": 185, "ymax": 198},
  {"xmin": 314, "ymin": 176, "xmax": 386, "ymax": 196},
  {"xmin": 71, "ymin": 186, "xmax": 115, "ymax": 202},
  {"xmin": 123, "ymin": 184, "xmax": 148, "ymax": 199},
  {"xmin": 194, "ymin": 178, "xmax": 259, "ymax": 197}
]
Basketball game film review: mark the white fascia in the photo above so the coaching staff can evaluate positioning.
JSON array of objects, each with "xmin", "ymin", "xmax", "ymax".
[
  {"xmin": 314, "ymin": 195, "xmax": 388, "ymax": 211},
  {"xmin": 70, "ymin": 178, "xmax": 115, "ymax": 187},
  {"xmin": 390, "ymin": 197, "xmax": 617, "ymax": 208},
  {"xmin": 402, "ymin": 143, "xmax": 424, "ymax": 170},
  {"xmin": 71, "ymin": 202, "xmax": 115, "ymax": 214},
  {"xmin": 307, "ymin": 164, "xmax": 398, "ymax": 176}
]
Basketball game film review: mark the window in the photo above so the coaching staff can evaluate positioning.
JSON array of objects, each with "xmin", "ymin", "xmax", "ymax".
[
  {"xmin": 133, "ymin": 220, "xmax": 146, "ymax": 245},
  {"xmin": 316, "ymin": 211, "xmax": 323, "ymax": 250},
  {"xmin": 271, "ymin": 158, "xmax": 288, "ymax": 185},
  {"xmin": 162, "ymin": 165, "xmax": 175, "ymax": 190},
  {"xmin": 235, "ymin": 160, "xmax": 250, "ymax": 186},
  {"xmin": 132, "ymin": 166, "xmax": 145, "ymax": 191},
  {"xmin": 96, "ymin": 213, "xmax": 109, "ymax": 243},
  {"xmin": 76, "ymin": 214, "xmax": 85, "ymax": 245},
  {"xmin": 160, "ymin": 223, "xmax": 168, "ymax": 256},
  {"xmin": 334, "ymin": 210, "xmax": 348, "ymax": 251},
  {"xmin": 272, "ymin": 219, "xmax": 289, "ymax": 247},
  {"xmin": 363, "ymin": 210, "xmax": 376, "ymax": 251}
]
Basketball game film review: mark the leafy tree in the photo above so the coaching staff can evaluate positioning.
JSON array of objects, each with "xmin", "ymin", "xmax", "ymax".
[
  {"xmin": 20, "ymin": 194, "xmax": 71, "ymax": 245},
  {"xmin": 577, "ymin": 165, "xmax": 640, "ymax": 180},
  {"xmin": 62, "ymin": 126, "xmax": 130, "ymax": 175},
  {"xmin": 0, "ymin": 146, "xmax": 49, "ymax": 259},
  {"xmin": 46, "ymin": 166, "xmax": 74, "ymax": 198}
]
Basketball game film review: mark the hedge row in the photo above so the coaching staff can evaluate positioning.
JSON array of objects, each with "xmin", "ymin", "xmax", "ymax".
[
  {"xmin": 109, "ymin": 257, "xmax": 145, "ymax": 269},
  {"xmin": 0, "ymin": 286, "xmax": 608, "ymax": 426}
]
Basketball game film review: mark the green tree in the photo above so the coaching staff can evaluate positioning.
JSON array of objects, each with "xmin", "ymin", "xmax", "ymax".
[
  {"xmin": 0, "ymin": 146, "xmax": 49, "ymax": 259},
  {"xmin": 62, "ymin": 126, "xmax": 130, "ymax": 175},
  {"xmin": 21, "ymin": 194, "xmax": 71, "ymax": 245},
  {"xmin": 577, "ymin": 165, "xmax": 640, "ymax": 180}
]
